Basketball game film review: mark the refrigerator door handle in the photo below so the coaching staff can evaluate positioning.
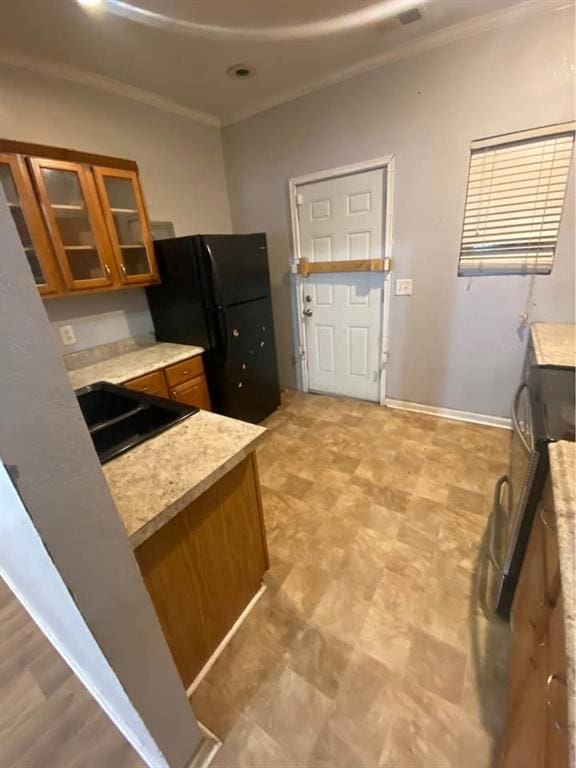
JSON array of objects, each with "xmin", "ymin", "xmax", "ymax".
[
  {"xmin": 204, "ymin": 241, "xmax": 229, "ymax": 355},
  {"xmin": 205, "ymin": 242, "xmax": 225, "ymax": 310},
  {"xmin": 216, "ymin": 308, "xmax": 229, "ymax": 356}
]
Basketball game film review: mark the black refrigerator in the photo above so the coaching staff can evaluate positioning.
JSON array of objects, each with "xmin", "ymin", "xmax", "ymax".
[{"xmin": 146, "ymin": 234, "xmax": 280, "ymax": 424}]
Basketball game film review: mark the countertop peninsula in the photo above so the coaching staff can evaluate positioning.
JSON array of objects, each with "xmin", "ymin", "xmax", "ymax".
[
  {"xmin": 68, "ymin": 342, "xmax": 204, "ymax": 389},
  {"xmin": 104, "ymin": 409, "xmax": 266, "ymax": 549},
  {"xmin": 548, "ymin": 440, "xmax": 575, "ymax": 764}
]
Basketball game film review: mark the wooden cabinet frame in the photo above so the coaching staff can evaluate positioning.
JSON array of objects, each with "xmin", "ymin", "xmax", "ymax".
[
  {"xmin": 93, "ymin": 166, "xmax": 158, "ymax": 287},
  {"xmin": 0, "ymin": 153, "xmax": 63, "ymax": 296},
  {"xmin": 30, "ymin": 157, "xmax": 117, "ymax": 292},
  {"xmin": 1, "ymin": 139, "xmax": 159, "ymax": 299}
]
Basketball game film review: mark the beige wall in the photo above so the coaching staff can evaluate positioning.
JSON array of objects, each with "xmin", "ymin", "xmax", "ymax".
[
  {"xmin": 222, "ymin": 8, "xmax": 576, "ymax": 418},
  {"xmin": 0, "ymin": 64, "xmax": 232, "ymax": 353}
]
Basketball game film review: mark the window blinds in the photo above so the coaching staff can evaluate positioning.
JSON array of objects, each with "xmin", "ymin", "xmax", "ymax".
[{"xmin": 458, "ymin": 123, "xmax": 575, "ymax": 276}]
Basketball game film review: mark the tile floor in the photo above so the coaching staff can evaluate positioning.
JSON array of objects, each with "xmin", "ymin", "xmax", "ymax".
[{"xmin": 192, "ymin": 390, "xmax": 512, "ymax": 768}]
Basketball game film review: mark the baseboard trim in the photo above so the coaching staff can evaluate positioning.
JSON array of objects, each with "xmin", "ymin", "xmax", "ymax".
[
  {"xmin": 186, "ymin": 584, "xmax": 267, "ymax": 699},
  {"xmin": 186, "ymin": 723, "xmax": 221, "ymax": 768},
  {"xmin": 385, "ymin": 398, "xmax": 511, "ymax": 429}
]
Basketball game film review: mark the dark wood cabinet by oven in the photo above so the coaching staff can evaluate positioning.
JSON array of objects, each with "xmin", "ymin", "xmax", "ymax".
[{"xmin": 502, "ymin": 477, "xmax": 569, "ymax": 768}]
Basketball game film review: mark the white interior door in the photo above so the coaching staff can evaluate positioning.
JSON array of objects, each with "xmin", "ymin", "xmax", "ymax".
[{"xmin": 297, "ymin": 169, "xmax": 385, "ymax": 402}]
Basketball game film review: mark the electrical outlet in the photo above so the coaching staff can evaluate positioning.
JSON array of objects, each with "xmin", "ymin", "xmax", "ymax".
[
  {"xmin": 395, "ymin": 278, "xmax": 413, "ymax": 296},
  {"xmin": 59, "ymin": 324, "xmax": 77, "ymax": 346}
]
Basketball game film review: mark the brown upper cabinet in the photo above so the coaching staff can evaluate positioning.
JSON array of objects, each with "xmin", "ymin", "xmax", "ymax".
[
  {"xmin": 0, "ymin": 153, "xmax": 64, "ymax": 296},
  {"xmin": 0, "ymin": 139, "xmax": 160, "ymax": 298},
  {"xmin": 30, "ymin": 157, "xmax": 117, "ymax": 292},
  {"xmin": 93, "ymin": 167, "xmax": 158, "ymax": 286}
]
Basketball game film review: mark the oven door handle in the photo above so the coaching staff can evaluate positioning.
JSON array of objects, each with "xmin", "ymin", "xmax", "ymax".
[
  {"xmin": 479, "ymin": 473, "xmax": 509, "ymax": 620},
  {"xmin": 511, "ymin": 382, "xmax": 532, "ymax": 454},
  {"xmin": 488, "ymin": 474, "xmax": 509, "ymax": 577}
]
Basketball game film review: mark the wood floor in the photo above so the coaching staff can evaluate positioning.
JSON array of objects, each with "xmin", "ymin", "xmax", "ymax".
[
  {"xmin": 192, "ymin": 390, "xmax": 512, "ymax": 767},
  {"xmin": 0, "ymin": 578, "xmax": 145, "ymax": 768}
]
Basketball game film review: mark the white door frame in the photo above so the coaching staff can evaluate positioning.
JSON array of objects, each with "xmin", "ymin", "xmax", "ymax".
[{"xmin": 288, "ymin": 155, "xmax": 395, "ymax": 405}]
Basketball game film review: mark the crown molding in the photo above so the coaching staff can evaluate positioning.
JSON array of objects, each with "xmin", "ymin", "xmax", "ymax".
[
  {"xmin": 0, "ymin": 47, "xmax": 221, "ymax": 128},
  {"xmin": 0, "ymin": 0, "xmax": 569, "ymax": 131},
  {"xmin": 222, "ymin": 0, "xmax": 571, "ymax": 126}
]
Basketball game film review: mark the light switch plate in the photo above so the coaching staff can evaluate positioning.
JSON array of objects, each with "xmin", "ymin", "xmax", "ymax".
[
  {"xmin": 59, "ymin": 324, "xmax": 77, "ymax": 346},
  {"xmin": 395, "ymin": 278, "xmax": 413, "ymax": 296}
]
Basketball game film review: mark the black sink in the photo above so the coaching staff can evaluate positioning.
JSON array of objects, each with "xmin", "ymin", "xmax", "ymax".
[{"xmin": 76, "ymin": 382, "xmax": 198, "ymax": 464}]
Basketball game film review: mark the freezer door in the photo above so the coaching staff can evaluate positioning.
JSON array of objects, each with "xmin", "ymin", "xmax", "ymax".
[
  {"xmin": 200, "ymin": 234, "xmax": 271, "ymax": 307},
  {"xmin": 146, "ymin": 237, "xmax": 212, "ymax": 349},
  {"xmin": 209, "ymin": 297, "xmax": 280, "ymax": 423}
]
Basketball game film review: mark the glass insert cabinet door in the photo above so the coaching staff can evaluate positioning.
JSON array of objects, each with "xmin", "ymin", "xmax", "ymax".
[
  {"xmin": 30, "ymin": 158, "xmax": 115, "ymax": 291},
  {"xmin": 93, "ymin": 167, "xmax": 158, "ymax": 285},
  {"xmin": 0, "ymin": 154, "xmax": 62, "ymax": 295}
]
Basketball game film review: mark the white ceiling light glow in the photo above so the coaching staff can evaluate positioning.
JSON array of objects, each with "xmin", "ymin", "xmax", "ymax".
[
  {"xmin": 77, "ymin": 0, "xmax": 104, "ymax": 7},
  {"xmin": 106, "ymin": 0, "xmax": 427, "ymax": 41}
]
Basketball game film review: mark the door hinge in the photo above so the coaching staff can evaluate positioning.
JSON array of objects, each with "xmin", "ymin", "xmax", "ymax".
[
  {"xmin": 299, "ymin": 346, "xmax": 306, "ymax": 359},
  {"xmin": 295, "ymin": 193, "xmax": 303, "ymax": 206},
  {"xmin": 381, "ymin": 351, "xmax": 389, "ymax": 370}
]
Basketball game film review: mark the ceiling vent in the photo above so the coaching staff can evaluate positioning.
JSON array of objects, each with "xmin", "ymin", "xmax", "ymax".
[
  {"xmin": 397, "ymin": 7, "xmax": 423, "ymax": 25},
  {"xmin": 378, "ymin": 5, "xmax": 423, "ymax": 32}
]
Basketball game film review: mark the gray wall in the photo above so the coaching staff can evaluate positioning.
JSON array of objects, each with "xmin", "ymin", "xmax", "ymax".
[
  {"xmin": 0, "ymin": 193, "xmax": 205, "ymax": 768},
  {"xmin": 222, "ymin": 8, "xmax": 576, "ymax": 418},
  {"xmin": 0, "ymin": 64, "xmax": 233, "ymax": 355}
]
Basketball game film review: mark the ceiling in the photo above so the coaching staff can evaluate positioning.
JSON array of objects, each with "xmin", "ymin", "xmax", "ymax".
[{"xmin": 0, "ymin": 0, "xmax": 558, "ymax": 125}]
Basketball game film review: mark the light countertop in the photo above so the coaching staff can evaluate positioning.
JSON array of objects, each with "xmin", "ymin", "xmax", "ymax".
[
  {"xmin": 531, "ymin": 323, "xmax": 575, "ymax": 369},
  {"xmin": 68, "ymin": 342, "xmax": 204, "ymax": 390},
  {"xmin": 548, "ymin": 440, "xmax": 575, "ymax": 764},
  {"xmin": 104, "ymin": 409, "xmax": 266, "ymax": 549}
]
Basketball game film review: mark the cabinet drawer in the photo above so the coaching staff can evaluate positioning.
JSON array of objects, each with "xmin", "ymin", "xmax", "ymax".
[
  {"xmin": 171, "ymin": 375, "xmax": 212, "ymax": 411},
  {"xmin": 124, "ymin": 369, "xmax": 169, "ymax": 399},
  {"xmin": 165, "ymin": 356, "xmax": 205, "ymax": 388}
]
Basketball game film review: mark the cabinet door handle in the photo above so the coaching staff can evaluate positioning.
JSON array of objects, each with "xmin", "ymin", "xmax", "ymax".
[
  {"xmin": 120, "ymin": 263, "xmax": 127, "ymax": 276},
  {"xmin": 546, "ymin": 673, "xmax": 567, "ymax": 731},
  {"xmin": 105, "ymin": 264, "xmax": 111, "ymax": 278},
  {"xmin": 540, "ymin": 506, "xmax": 556, "ymax": 531}
]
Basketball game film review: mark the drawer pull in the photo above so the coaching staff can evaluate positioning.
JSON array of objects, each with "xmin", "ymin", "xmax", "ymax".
[
  {"xmin": 546, "ymin": 673, "xmax": 567, "ymax": 731},
  {"xmin": 540, "ymin": 507, "xmax": 556, "ymax": 531},
  {"xmin": 141, "ymin": 386, "xmax": 151, "ymax": 392}
]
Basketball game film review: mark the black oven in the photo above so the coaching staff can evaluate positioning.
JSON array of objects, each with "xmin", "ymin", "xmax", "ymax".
[{"xmin": 483, "ymin": 365, "xmax": 575, "ymax": 620}]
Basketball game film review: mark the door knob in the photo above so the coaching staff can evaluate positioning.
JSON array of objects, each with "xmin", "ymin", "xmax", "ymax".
[
  {"xmin": 303, "ymin": 308, "xmax": 313, "ymax": 317},
  {"xmin": 305, "ymin": 294, "xmax": 312, "ymax": 303}
]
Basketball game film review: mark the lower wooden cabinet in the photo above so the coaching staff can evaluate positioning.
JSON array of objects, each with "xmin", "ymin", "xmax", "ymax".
[
  {"xmin": 134, "ymin": 454, "xmax": 269, "ymax": 687},
  {"xmin": 123, "ymin": 354, "xmax": 212, "ymax": 412},
  {"xmin": 502, "ymin": 479, "xmax": 569, "ymax": 768},
  {"xmin": 124, "ymin": 369, "xmax": 170, "ymax": 399},
  {"xmin": 171, "ymin": 376, "xmax": 211, "ymax": 411},
  {"xmin": 545, "ymin": 594, "xmax": 569, "ymax": 768}
]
